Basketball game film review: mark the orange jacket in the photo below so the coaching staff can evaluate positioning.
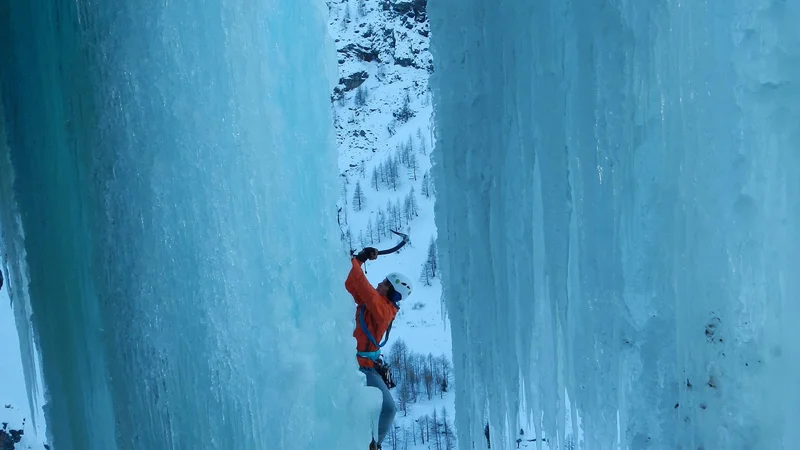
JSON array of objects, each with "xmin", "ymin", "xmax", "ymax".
[{"xmin": 345, "ymin": 258, "xmax": 398, "ymax": 368}]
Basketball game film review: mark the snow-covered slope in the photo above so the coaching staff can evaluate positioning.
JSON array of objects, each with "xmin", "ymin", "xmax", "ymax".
[
  {"xmin": 0, "ymin": 284, "xmax": 48, "ymax": 449},
  {"xmin": 329, "ymin": 0, "xmax": 433, "ymax": 173},
  {"xmin": 327, "ymin": 1, "xmax": 459, "ymax": 448}
]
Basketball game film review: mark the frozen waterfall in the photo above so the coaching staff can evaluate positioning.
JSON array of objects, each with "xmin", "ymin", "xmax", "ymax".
[
  {"xmin": 0, "ymin": 1, "xmax": 372, "ymax": 449},
  {"xmin": 429, "ymin": 1, "xmax": 800, "ymax": 449}
]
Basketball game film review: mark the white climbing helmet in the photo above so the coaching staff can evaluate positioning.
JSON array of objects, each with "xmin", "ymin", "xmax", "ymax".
[{"xmin": 386, "ymin": 272, "xmax": 413, "ymax": 302}]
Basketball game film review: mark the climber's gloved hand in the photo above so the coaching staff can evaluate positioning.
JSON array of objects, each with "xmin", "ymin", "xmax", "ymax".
[{"xmin": 356, "ymin": 247, "xmax": 379, "ymax": 263}]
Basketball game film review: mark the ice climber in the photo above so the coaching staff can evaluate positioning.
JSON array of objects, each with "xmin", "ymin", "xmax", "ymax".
[{"xmin": 346, "ymin": 246, "xmax": 413, "ymax": 450}]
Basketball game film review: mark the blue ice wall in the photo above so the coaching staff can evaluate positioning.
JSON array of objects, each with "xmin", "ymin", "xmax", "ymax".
[
  {"xmin": 0, "ymin": 1, "xmax": 368, "ymax": 449},
  {"xmin": 429, "ymin": 1, "xmax": 800, "ymax": 448}
]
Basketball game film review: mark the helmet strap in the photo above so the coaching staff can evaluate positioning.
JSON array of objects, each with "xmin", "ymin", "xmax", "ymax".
[{"xmin": 390, "ymin": 290, "xmax": 402, "ymax": 303}]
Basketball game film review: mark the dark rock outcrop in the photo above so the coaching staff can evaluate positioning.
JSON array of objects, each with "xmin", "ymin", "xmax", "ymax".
[
  {"xmin": 333, "ymin": 70, "xmax": 370, "ymax": 100},
  {"xmin": 341, "ymin": 71, "xmax": 369, "ymax": 92},
  {"xmin": 337, "ymin": 43, "xmax": 381, "ymax": 63},
  {"xmin": 0, "ymin": 423, "xmax": 23, "ymax": 450},
  {"xmin": 386, "ymin": 0, "xmax": 427, "ymax": 21}
]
